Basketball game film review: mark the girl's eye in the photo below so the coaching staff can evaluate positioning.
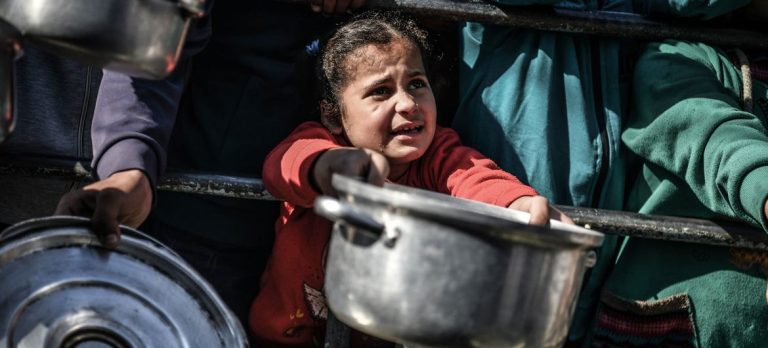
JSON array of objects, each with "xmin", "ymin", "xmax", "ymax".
[
  {"xmin": 371, "ymin": 86, "xmax": 391, "ymax": 96},
  {"xmin": 408, "ymin": 79, "xmax": 427, "ymax": 90}
]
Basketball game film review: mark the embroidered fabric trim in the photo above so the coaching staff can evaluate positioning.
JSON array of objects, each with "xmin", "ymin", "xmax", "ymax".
[{"xmin": 591, "ymin": 291, "xmax": 697, "ymax": 348}]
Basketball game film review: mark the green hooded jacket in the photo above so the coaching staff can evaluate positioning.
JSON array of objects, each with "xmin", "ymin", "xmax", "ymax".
[{"xmin": 601, "ymin": 41, "xmax": 768, "ymax": 347}]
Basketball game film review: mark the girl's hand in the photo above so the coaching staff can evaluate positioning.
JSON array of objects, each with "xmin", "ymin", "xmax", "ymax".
[
  {"xmin": 312, "ymin": 147, "xmax": 389, "ymax": 196},
  {"xmin": 508, "ymin": 195, "xmax": 574, "ymax": 226}
]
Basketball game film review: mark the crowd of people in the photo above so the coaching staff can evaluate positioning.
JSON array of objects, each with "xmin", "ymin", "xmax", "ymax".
[{"xmin": 0, "ymin": 0, "xmax": 766, "ymax": 347}]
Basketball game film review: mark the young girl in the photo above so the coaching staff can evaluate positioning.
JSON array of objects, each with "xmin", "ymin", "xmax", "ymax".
[{"xmin": 250, "ymin": 11, "xmax": 571, "ymax": 347}]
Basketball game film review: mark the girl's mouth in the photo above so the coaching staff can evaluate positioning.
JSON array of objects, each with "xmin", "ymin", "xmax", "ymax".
[{"xmin": 390, "ymin": 125, "xmax": 423, "ymax": 136}]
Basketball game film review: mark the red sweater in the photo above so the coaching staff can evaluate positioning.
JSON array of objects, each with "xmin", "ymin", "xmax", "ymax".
[{"xmin": 251, "ymin": 121, "xmax": 537, "ymax": 347}]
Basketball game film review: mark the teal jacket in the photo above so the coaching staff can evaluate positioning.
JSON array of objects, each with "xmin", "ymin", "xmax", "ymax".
[
  {"xmin": 452, "ymin": 0, "xmax": 750, "ymax": 342},
  {"xmin": 602, "ymin": 41, "xmax": 768, "ymax": 348}
]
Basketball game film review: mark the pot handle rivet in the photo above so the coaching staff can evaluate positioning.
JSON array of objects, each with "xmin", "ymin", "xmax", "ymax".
[
  {"xmin": 383, "ymin": 228, "xmax": 401, "ymax": 248},
  {"xmin": 584, "ymin": 250, "xmax": 597, "ymax": 268}
]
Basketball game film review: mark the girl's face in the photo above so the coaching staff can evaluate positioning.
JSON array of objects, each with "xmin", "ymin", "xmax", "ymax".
[{"xmin": 333, "ymin": 39, "xmax": 437, "ymax": 178}]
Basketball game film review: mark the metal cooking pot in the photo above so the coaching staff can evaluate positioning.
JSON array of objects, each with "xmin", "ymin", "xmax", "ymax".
[
  {"xmin": 315, "ymin": 175, "xmax": 604, "ymax": 348},
  {"xmin": 0, "ymin": 216, "xmax": 247, "ymax": 348},
  {"xmin": 0, "ymin": 17, "xmax": 18, "ymax": 143},
  {"xmin": 0, "ymin": 0, "xmax": 205, "ymax": 79}
]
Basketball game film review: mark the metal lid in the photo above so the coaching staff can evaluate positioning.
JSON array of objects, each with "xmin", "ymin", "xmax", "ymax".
[
  {"xmin": 332, "ymin": 175, "xmax": 604, "ymax": 248},
  {"xmin": 0, "ymin": 216, "xmax": 247, "ymax": 348}
]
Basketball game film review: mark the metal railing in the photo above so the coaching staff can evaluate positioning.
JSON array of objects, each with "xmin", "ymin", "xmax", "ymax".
[
  {"xmin": 3, "ymin": 1, "xmax": 765, "ymax": 250},
  {"xmin": 279, "ymin": 0, "xmax": 767, "ymax": 49},
  {"xmin": 2, "ymin": 159, "xmax": 767, "ymax": 252},
  {"xmin": 4, "ymin": 3, "xmax": 766, "ymax": 348}
]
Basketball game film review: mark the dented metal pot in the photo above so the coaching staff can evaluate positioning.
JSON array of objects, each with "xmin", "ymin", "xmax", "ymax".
[
  {"xmin": 315, "ymin": 175, "xmax": 604, "ymax": 348},
  {"xmin": 0, "ymin": 0, "xmax": 205, "ymax": 79},
  {"xmin": 0, "ymin": 216, "xmax": 247, "ymax": 348}
]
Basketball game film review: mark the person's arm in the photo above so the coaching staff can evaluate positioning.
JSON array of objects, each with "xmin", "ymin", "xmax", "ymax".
[
  {"xmin": 262, "ymin": 122, "xmax": 342, "ymax": 207},
  {"xmin": 625, "ymin": 40, "xmax": 768, "ymax": 230},
  {"xmin": 264, "ymin": 121, "xmax": 391, "ymax": 206},
  {"xmin": 422, "ymin": 127, "xmax": 571, "ymax": 225},
  {"xmin": 421, "ymin": 128, "xmax": 536, "ymax": 204},
  {"xmin": 55, "ymin": 4, "xmax": 213, "ymax": 246}
]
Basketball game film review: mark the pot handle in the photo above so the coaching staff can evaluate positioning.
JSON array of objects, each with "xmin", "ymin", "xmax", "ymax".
[{"xmin": 314, "ymin": 196, "xmax": 385, "ymax": 235}]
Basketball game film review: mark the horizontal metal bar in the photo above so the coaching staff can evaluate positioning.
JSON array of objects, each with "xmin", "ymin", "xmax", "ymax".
[
  {"xmin": 556, "ymin": 206, "xmax": 768, "ymax": 251},
  {"xmin": 277, "ymin": 0, "xmax": 767, "ymax": 49},
  {"xmin": 158, "ymin": 172, "xmax": 274, "ymax": 200},
  {"xmin": 0, "ymin": 159, "xmax": 275, "ymax": 200},
  {"xmin": 0, "ymin": 159, "xmax": 92, "ymax": 181},
  {"xmin": 1, "ymin": 160, "xmax": 767, "ymax": 250}
]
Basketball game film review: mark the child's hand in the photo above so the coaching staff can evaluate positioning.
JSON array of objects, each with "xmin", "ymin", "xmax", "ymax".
[
  {"xmin": 312, "ymin": 147, "xmax": 389, "ymax": 196},
  {"xmin": 55, "ymin": 169, "xmax": 152, "ymax": 248},
  {"xmin": 508, "ymin": 195, "xmax": 574, "ymax": 226}
]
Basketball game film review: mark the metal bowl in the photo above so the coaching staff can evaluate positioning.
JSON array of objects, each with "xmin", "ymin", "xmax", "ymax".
[
  {"xmin": 315, "ymin": 175, "xmax": 603, "ymax": 348},
  {"xmin": 0, "ymin": 216, "xmax": 247, "ymax": 348},
  {"xmin": 0, "ymin": 0, "xmax": 205, "ymax": 79}
]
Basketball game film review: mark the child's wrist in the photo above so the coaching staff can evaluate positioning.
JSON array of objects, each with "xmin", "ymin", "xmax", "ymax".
[{"xmin": 508, "ymin": 195, "xmax": 533, "ymax": 209}]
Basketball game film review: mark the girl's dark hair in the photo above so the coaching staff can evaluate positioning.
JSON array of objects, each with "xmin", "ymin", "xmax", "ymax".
[{"xmin": 317, "ymin": 10, "xmax": 431, "ymax": 128}]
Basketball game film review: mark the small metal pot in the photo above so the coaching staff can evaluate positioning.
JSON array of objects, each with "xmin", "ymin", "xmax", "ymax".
[
  {"xmin": 0, "ymin": 216, "xmax": 247, "ymax": 348},
  {"xmin": 0, "ymin": 0, "xmax": 205, "ymax": 79},
  {"xmin": 0, "ymin": 17, "xmax": 18, "ymax": 143},
  {"xmin": 315, "ymin": 175, "xmax": 603, "ymax": 348}
]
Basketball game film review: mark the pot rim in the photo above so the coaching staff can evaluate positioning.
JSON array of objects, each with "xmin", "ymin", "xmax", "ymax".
[
  {"xmin": 332, "ymin": 175, "xmax": 604, "ymax": 248},
  {"xmin": 0, "ymin": 215, "xmax": 248, "ymax": 346}
]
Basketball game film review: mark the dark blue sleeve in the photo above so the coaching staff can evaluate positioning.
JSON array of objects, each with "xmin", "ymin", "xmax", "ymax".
[{"xmin": 90, "ymin": 2, "xmax": 213, "ymax": 189}]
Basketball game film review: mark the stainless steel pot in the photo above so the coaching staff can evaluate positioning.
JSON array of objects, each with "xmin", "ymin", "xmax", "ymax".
[
  {"xmin": 0, "ymin": 17, "xmax": 18, "ymax": 143},
  {"xmin": 315, "ymin": 175, "xmax": 604, "ymax": 348},
  {"xmin": 0, "ymin": 216, "xmax": 247, "ymax": 348},
  {"xmin": 0, "ymin": 0, "xmax": 205, "ymax": 79}
]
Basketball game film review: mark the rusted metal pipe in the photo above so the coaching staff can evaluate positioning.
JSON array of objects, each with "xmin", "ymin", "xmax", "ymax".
[
  {"xmin": 556, "ymin": 206, "xmax": 768, "ymax": 251},
  {"xmin": 0, "ymin": 159, "xmax": 275, "ymax": 200},
  {"xmin": 277, "ymin": 0, "xmax": 768, "ymax": 49},
  {"xmin": 158, "ymin": 172, "xmax": 274, "ymax": 200},
  {"xmin": 2, "ymin": 160, "xmax": 767, "ymax": 250}
]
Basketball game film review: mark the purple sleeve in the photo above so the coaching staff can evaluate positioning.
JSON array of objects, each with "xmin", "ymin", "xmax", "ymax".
[{"xmin": 90, "ymin": 2, "xmax": 213, "ymax": 191}]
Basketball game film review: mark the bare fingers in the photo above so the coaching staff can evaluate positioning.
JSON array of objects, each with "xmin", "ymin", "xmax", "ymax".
[
  {"xmin": 508, "ymin": 195, "xmax": 574, "ymax": 226},
  {"xmin": 53, "ymin": 170, "xmax": 151, "ymax": 248},
  {"xmin": 364, "ymin": 150, "xmax": 389, "ymax": 187},
  {"xmin": 55, "ymin": 188, "xmax": 121, "ymax": 247},
  {"xmin": 91, "ymin": 189, "xmax": 123, "ymax": 248},
  {"xmin": 55, "ymin": 189, "xmax": 98, "ymax": 217},
  {"xmin": 526, "ymin": 196, "xmax": 551, "ymax": 226}
]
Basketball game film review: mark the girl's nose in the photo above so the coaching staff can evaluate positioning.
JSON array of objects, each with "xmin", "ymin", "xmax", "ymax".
[{"xmin": 395, "ymin": 93, "xmax": 418, "ymax": 115}]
